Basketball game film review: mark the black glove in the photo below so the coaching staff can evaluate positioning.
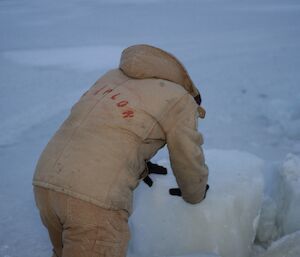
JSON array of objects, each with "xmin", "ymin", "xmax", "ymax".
[
  {"xmin": 147, "ymin": 162, "xmax": 168, "ymax": 175},
  {"xmin": 169, "ymin": 184, "xmax": 210, "ymax": 199},
  {"xmin": 204, "ymin": 184, "xmax": 210, "ymax": 198},
  {"xmin": 143, "ymin": 175, "xmax": 153, "ymax": 187},
  {"xmin": 143, "ymin": 161, "xmax": 168, "ymax": 187},
  {"xmin": 169, "ymin": 188, "xmax": 182, "ymax": 196}
]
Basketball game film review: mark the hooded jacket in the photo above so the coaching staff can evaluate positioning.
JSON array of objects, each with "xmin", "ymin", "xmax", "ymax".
[{"xmin": 33, "ymin": 45, "xmax": 209, "ymax": 214}]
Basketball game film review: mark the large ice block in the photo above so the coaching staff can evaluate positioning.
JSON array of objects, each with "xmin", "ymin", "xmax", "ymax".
[
  {"xmin": 128, "ymin": 149, "xmax": 264, "ymax": 257},
  {"xmin": 277, "ymin": 154, "xmax": 300, "ymax": 236}
]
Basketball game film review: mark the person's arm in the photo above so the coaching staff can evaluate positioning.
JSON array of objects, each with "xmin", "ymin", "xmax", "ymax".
[{"xmin": 162, "ymin": 93, "xmax": 209, "ymax": 204}]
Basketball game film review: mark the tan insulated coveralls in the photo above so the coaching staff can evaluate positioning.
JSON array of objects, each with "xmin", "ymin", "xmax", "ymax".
[{"xmin": 33, "ymin": 45, "xmax": 209, "ymax": 257}]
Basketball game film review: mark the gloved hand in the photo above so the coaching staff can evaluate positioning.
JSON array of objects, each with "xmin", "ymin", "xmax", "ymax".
[
  {"xmin": 169, "ymin": 184, "xmax": 210, "ymax": 199},
  {"xmin": 143, "ymin": 161, "xmax": 168, "ymax": 187},
  {"xmin": 147, "ymin": 162, "xmax": 168, "ymax": 175}
]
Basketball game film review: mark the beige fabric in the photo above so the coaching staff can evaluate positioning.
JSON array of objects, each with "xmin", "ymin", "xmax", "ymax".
[
  {"xmin": 33, "ymin": 45, "xmax": 208, "ymax": 214},
  {"xmin": 34, "ymin": 186, "xmax": 130, "ymax": 257},
  {"xmin": 119, "ymin": 44, "xmax": 200, "ymax": 98}
]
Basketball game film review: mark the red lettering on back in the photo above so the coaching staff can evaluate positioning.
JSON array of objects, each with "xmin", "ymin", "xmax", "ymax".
[
  {"xmin": 122, "ymin": 110, "xmax": 134, "ymax": 118},
  {"xmin": 117, "ymin": 100, "xmax": 128, "ymax": 107},
  {"xmin": 111, "ymin": 93, "xmax": 121, "ymax": 100}
]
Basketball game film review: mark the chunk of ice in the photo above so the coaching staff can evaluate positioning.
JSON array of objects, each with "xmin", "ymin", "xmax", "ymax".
[
  {"xmin": 277, "ymin": 154, "xmax": 300, "ymax": 236},
  {"xmin": 256, "ymin": 196, "xmax": 278, "ymax": 245},
  {"xmin": 128, "ymin": 149, "xmax": 264, "ymax": 257},
  {"xmin": 257, "ymin": 231, "xmax": 300, "ymax": 257}
]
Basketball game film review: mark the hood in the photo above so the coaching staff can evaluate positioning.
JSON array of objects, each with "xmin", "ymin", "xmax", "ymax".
[{"xmin": 119, "ymin": 44, "xmax": 200, "ymax": 98}]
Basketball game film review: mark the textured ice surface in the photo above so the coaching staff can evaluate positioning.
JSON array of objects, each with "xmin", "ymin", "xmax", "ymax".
[
  {"xmin": 257, "ymin": 231, "xmax": 300, "ymax": 257},
  {"xmin": 129, "ymin": 150, "xmax": 264, "ymax": 257},
  {"xmin": 277, "ymin": 154, "xmax": 300, "ymax": 236},
  {"xmin": 255, "ymin": 196, "xmax": 278, "ymax": 245},
  {"xmin": 255, "ymin": 154, "xmax": 300, "ymax": 245}
]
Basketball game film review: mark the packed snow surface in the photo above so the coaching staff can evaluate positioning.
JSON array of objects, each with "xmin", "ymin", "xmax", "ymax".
[
  {"xmin": 1, "ymin": 0, "xmax": 300, "ymax": 257},
  {"xmin": 3, "ymin": 46, "xmax": 123, "ymax": 72},
  {"xmin": 129, "ymin": 150, "xmax": 264, "ymax": 257}
]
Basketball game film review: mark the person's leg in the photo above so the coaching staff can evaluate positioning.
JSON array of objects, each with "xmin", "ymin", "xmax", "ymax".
[
  {"xmin": 90, "ymin": 208, "xmax": 130, "ymax": 257},
  {"xmin": 34, "ymin": 186, "xmax": 63, "ymax": 257},
  {"xmin": 62, "ymin": 196, "xmax": 130, "ymax": 257}
]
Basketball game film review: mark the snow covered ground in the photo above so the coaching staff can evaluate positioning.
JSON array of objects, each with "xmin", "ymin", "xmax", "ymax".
[{"xmin": 1, "ymin": 0, "xmax": 300, "ymax": 256}]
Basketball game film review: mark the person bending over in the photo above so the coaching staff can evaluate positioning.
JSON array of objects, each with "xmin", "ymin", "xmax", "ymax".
[{"xmin": 33, "ymin": 44, "xmax": 209, "ymax": 257}]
